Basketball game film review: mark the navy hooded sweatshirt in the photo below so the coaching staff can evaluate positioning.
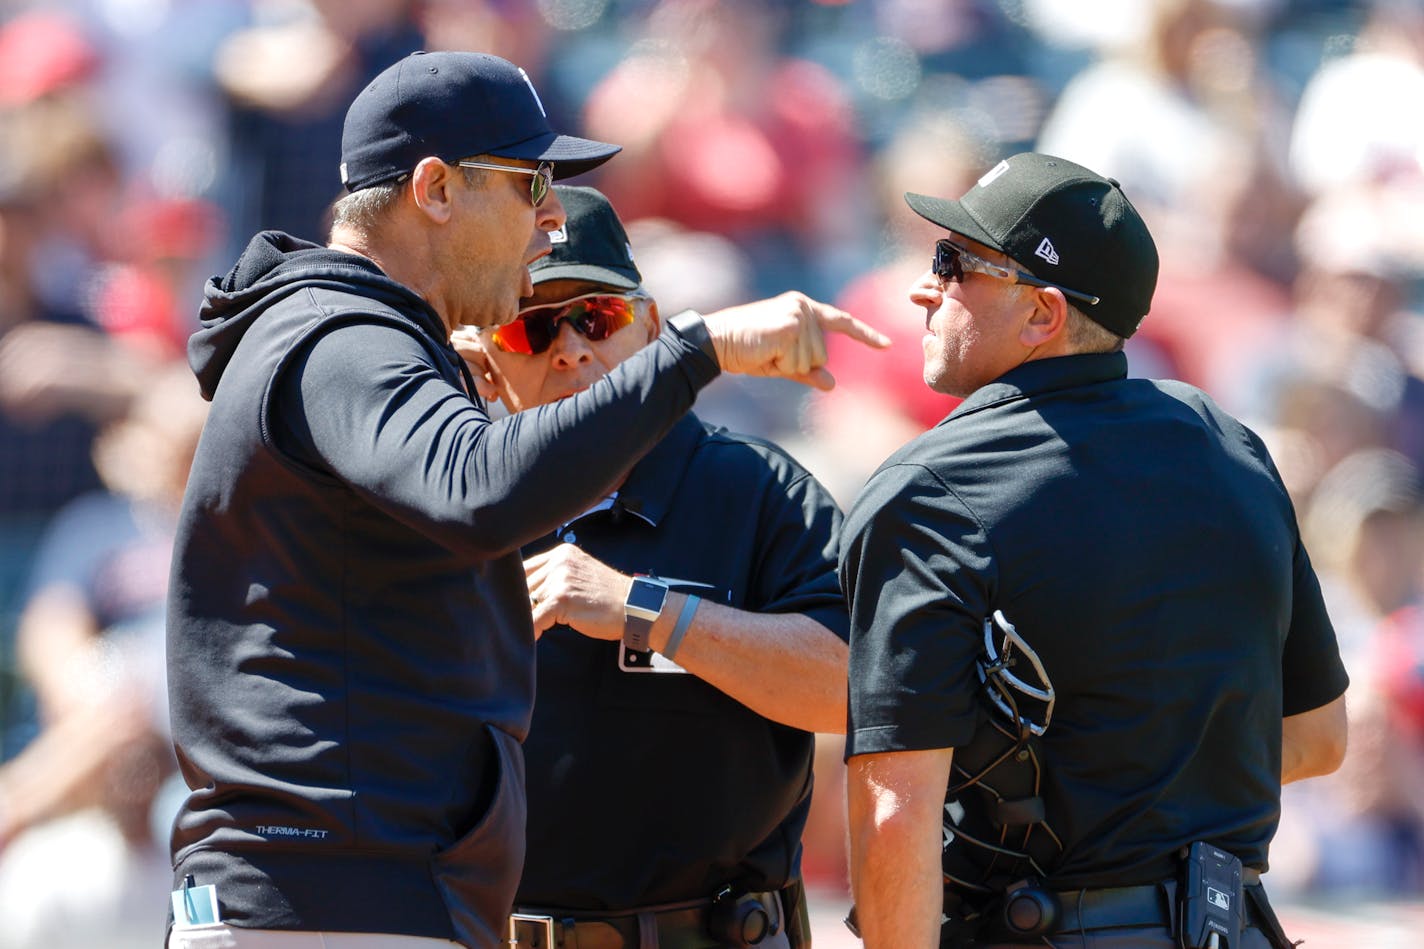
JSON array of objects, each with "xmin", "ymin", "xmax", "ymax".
[{"xmin": 166, "ymin": 232, "xmax": 719, "ymax": 947}]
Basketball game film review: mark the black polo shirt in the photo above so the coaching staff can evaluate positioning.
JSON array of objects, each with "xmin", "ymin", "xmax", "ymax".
[
  {"xmin": 518, "ymin": 414, "xmax": 848, "ymax": 910},
  {"xmin": 842, "ymin": 352, "xmax": 1348, "ymax": 887}
]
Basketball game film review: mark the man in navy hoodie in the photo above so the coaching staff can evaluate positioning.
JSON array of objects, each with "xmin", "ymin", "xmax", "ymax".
[{"xmin": 165, "ymin": 51, "xmax": 886, "ymax": 949}]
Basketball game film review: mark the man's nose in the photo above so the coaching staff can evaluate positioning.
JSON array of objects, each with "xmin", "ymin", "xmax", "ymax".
[
  {"xmin": 548, "ymin": 320, "xmax": 592, "ymax": 363},
  {"xmin": 538, "ymin": 189, "xmax": 566, "ymax": 232},
  {"xmin": 909, "ymin": 270, "xmax": 944, "ymax": 305}
]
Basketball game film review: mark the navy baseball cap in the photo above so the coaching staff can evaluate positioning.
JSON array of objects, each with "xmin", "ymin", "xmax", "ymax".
[
  {"xmin": 906, "ymin": 153, "xmax": 1159, "ymax": 338},
  {"xmin": 340, "ymin": 51, "xmax": 620, "ymax": 193},
  {"xmin": 529, "ymin": 186, "xmax": 641, "ymax": 291}
]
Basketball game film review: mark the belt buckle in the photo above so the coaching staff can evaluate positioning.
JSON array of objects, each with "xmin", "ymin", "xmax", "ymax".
[{"xmin": 508, "ymin": 912, "xmax": 557, "ymax": 949}]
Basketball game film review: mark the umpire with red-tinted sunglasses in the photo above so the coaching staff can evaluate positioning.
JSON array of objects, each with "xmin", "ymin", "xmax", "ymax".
[{"xmin": 455, "ymin": 186, "xmax": 848, "ymax": 948}]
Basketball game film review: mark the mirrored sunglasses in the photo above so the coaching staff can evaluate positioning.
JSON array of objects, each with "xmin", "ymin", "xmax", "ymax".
[
  {"xmin": 455, "ymin": 159, "xmax": 555, "ymax": 207},
  {"xmin": 490, "ymin": 291, "xmax": 647, "ymax": 355}
]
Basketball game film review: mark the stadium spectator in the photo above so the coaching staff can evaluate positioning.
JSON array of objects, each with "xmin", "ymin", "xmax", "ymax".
[{"xmin": 0, "ymin": 362, "xmax": 203, "ymax": 949}]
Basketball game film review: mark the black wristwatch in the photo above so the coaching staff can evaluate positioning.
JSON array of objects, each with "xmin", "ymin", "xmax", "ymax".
[{"xmin": 624, "ymin": 576, "xmax": 669, "ymax": 652}]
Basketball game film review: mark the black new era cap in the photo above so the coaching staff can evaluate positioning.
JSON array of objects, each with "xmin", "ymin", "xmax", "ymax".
[
  {"xmin": 530, "ymin": 186, "xmax": 641, "ymax": 290},
  {"xmin": 906, "ymin": 153, "xmax": 1158, "ymax": 338},
  {"xmin": 340, "ymin": 51, "xmax": 620, "ymax": 193}
]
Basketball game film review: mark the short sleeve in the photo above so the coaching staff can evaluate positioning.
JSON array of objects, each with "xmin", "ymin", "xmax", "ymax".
[
  {"xmin": 747, "ymin": 467, "xmax": 849, "ymax": 641},
  {"xmin": 840, "ymin": 462, "xmax": 995, "ymax": 757},
  {"xmin": 1281, "ymin": 536, "xmax": 1349, "ymax": 716}
]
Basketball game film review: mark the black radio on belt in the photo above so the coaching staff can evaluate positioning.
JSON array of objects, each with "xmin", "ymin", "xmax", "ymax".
[
  {"xmin": 1178, "ymin": 842, "xmax": 1244, "ymax": 949},
  {"xmin": 708, "ymin": 886, "xmax": 779, "ymax": 947},
  {"xmin": 1000, "ymin": 878, "xmax": 1060, "ymax": 937}
]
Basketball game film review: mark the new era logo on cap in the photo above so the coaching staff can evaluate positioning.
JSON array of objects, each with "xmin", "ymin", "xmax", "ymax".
[
  {"xmin": 1034, "ymin": 238, "xmax": 1060, "ymax": 266},
  {"xmin": 549, "ymin": 227, "xmax": 567, "ymax": 244}
]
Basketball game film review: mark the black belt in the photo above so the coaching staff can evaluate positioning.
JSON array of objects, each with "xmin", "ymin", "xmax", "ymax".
[
  {"xmin": 1050, "ymin": 882, "xmax": 1174, "ymax": 933},
  {"xmin": 508, "ymin": 890, "xmax": 784, "ymax": 949},
  {"xmin": 990, "ymin": 868, "xmax": 1266, "ymax": 940}
]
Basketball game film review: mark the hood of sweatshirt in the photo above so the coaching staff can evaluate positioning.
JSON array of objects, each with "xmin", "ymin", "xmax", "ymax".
[{"xmin": 190, "ymin": 230, "xmax": 446, "ymax": 400}]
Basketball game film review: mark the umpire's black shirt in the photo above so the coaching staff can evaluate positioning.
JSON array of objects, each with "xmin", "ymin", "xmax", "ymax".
[
  {"xmin": 517, "ymin": 415, "xmax": 848, "ymax": 910},
  {"xmin": 842, "ymin": 351, "xmax": 1348, "ymax": 887}
]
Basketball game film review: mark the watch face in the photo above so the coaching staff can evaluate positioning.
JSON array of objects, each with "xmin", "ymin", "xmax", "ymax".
[{"xmin": 626, "ymin": 577, "xmax": 668, "ymax": 616}]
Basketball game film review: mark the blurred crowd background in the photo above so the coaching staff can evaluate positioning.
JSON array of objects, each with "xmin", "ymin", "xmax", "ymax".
[{"xmin": 0, "ymin": 0, "xmax": 1422, "ymax": 946}]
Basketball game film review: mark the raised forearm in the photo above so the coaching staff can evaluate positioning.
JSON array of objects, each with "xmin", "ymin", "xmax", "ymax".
[{"xmin": 648, "ymin": 596, "xmax": 847, "ymax": 733}]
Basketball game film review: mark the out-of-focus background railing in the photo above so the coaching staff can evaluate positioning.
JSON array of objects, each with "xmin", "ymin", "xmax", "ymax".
[{"xmin": 0, "ymin": 1, "xmax": 1420, "ymax": 946}]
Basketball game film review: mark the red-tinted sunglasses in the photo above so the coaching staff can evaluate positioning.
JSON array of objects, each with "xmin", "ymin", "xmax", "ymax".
[{"xmin": 490, "ymin": 291, "xmax": 648, "ymax": 355}]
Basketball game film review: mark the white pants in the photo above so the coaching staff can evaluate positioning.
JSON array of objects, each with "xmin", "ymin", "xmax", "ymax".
[{"xmin": 168, "ymin": 925, "xmax": 462, "ymax": 948}]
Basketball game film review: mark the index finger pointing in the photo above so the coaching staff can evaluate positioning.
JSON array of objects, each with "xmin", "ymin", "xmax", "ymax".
[{"xmin": 812, "ymin": 306, "xmax": 892, "ymax": 349}]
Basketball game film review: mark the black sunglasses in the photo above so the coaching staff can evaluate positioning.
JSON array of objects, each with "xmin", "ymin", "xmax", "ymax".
[{"xmin": 933, "ymin": 240, "xmax": 1100, "ymax": 306}]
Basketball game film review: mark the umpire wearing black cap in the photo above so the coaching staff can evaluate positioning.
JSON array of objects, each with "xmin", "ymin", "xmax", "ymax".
[
  {"xmin": 455, "ymin": 186, "xmax": 848, "ymax": 949},
  {"xmin": 165, "ymin": 52, "xmax": 886, "ymax": 949},
  {"xmin": 839, "ymin": 153, "xmax": 1349, "ymax": 949}
]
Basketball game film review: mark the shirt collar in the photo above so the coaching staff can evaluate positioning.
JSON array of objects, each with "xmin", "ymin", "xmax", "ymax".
[{"xmin": 943, "ymin": 352, "xmax": 1129, "ymax": 426}]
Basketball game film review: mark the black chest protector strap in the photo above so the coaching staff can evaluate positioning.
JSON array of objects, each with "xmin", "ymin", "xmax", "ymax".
[{"xmin": 941, "ymin": 611, "xmax": 1065, "ymax": 903}]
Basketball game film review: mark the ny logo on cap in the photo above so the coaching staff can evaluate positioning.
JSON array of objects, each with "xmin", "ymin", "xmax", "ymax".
[
  {"xmin": 1035, "ymin": 238, "xmax": 1060, "ymax": 266},
  {"xmin": 518, "ymin": 67, "xmax": 547, "ymax": 117}
]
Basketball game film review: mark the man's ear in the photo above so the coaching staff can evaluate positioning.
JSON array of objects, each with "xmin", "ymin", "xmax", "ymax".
[
  {"xmin": 1020, "ymin": 287, "xmax": 1068, "ymax": 349},
  {"xmin": 409, "ymin": 157, "xmax": 459, "ymax": 224},
  {"xmin": 450, "ymin": 330, "xmax": 504, "ymax": 403},
  {"xmin": 644, "ymin": 299, "xmax": 662, "ymax": 344}
]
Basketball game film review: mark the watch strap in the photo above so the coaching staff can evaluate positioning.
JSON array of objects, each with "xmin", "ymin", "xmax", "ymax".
[{"xmin": 624, "ymin": 614, "xmax": 654, "ymax": 652}]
